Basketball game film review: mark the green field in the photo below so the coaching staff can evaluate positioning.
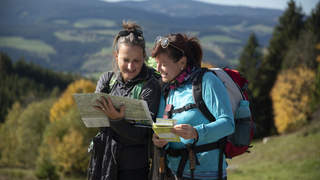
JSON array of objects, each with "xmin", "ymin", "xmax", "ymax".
[
  {"xmin": 227, "ymin": 118, "xmax": 320, "ymax": 180},
  {"xmin": 73, "ymin": 19, "xmax": 116, "ymax": 29},
  {"xmin": 0, "ymin": 36, "xmax": 56, "ymax": 58},
  {"xmin": 200, "ymin": 35, "xmax": 241, "ymax": 44}
]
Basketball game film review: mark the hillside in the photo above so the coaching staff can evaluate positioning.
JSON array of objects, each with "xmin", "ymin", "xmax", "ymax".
[
  {"xmin": 227, "ymin": 112, "xmax": 320, "ymax": 180},
  {"xmin": 0, "ymin": 0, "xmax": 281, "ymax": 77}
]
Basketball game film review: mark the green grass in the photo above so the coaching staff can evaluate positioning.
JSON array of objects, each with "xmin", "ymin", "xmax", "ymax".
[
  {"xmin": 202, "ymin": 43, "xmax": 226, "ymax": 59},
  {"xmin": 53, "ymin": 19, "xmax": 69, "ymax": 25},
  {"xmin": 247, "ymin": 24, "xmax": 274, "ymax": 34},
  {"xmin": 0, "ymin": 36, "xmax": 56, "ymax": 58},
  {"xmin": 0, "ymin": 168, "xmax": 36, "ymax": 180},
  {"xmin": 227, "ymin": 119, "xmax": 320, "ymax": 180},
  {"xmin": 200, "ymin": 35, "xmax": 241, "ymax": 44},
  {"xmin": 54, "ymin": 30, "xmax": 103, "ymax": 43},
  {"xmin": 0, "ymin": 168, "xmax": 86, "ymax": 180},
  {"xmin": 73, "ymin": 19, "xmax": 116, "ymax": 29}
]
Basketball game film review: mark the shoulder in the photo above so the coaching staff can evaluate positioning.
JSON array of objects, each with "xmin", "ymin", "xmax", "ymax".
[
  {"xmin": 95, "ymin": 71, "xmax": 114, "ymax": 93},
  {"xmin": 201, "ymin": 70, "xmax": 227, "ymax": 95},
  {"xmin": 202, "ymin": 70, "xmax": 222, "ymax": 86}
]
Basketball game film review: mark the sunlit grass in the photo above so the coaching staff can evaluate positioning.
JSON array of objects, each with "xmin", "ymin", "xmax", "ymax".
[
  {"xmin": 227, "ymin": 119, "xmax": 320, "ymax": 180},
  {"xmin": 201, "ymin": 35, "xmax": 241, "ymax": 44},
  {"xmin": 73, "ymin": 19, "xmax": 116, "ymax": 28},
  {"xmin": 202, "ymin": 43, "xmax": 225, "ymax": 59},
  {"xmin": 0, "ymin": 36, "xmax": 56, "ymax": 58},
  {"xmin": 53, "ymin": 19, "xmax": 69, "ymax": 25},
  {"xmin": 54, "ymin": 30, "xmax": 107, "ymax": 43},
  {"xmin": 81, "ymin": 47, "xmax": 113, "ymax": 73},
  {"xmin": 92, "ymin": 29, "xmax": 118, "ymax": 36},
  {"xmin": 247, "ymin": 24, "xmax": 273, "ymax": 34}
]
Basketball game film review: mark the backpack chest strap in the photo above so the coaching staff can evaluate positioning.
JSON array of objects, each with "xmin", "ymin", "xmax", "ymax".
[{"xmin": 171, "ymin": 103, "xmax": 198, "ymax": 114}]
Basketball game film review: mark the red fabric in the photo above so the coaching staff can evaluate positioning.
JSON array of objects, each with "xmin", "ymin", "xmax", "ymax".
[{"xmin": 223, "ymin": 68, "xmax": 249, "ymax": 99}]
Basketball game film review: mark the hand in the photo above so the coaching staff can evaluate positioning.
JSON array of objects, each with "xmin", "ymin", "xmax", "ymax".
[
  {"xmin": 93, "ymin": 96, "xmax": 125, "ymax": 120},
  {"xmin": 171, "ymin": 124, "xmax": 198, "ymax": 140},
  {"xmin": 152, "ymin": 133, "xmax": 168, "ymax": 148}
]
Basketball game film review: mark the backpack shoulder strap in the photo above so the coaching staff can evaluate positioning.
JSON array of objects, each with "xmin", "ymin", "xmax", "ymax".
[
  {"xmin": 131, "ymin": 81, "xmax": 144, "ymax": 99},
  {"xmin": 192, "ymin": 68, "xmax": 217, "ymax": 122}
]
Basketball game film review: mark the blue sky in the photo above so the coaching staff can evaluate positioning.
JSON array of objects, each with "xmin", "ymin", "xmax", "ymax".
[{"xmin": 102, "ymin": 0, "xmax": 319, "ymax": 15}]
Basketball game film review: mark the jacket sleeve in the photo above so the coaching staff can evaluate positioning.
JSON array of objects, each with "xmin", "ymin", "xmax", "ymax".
[
  {"xmin": 109, "ymin": 77, "xmax": 161, "ymax": 144},
  {"xmin": 194, "ymin": 72, "xmax": 235, "ymax": 144}
]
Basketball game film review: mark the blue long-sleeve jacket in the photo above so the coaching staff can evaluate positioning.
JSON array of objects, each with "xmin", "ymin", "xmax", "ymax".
[{"xmin": 157, "ymin": 71, "xmax": 235, "ymax": 180}]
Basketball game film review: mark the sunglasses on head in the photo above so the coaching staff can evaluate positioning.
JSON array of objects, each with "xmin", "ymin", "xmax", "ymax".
[
  {"xmin": 118, "ymin": 29, "xmax": 143, "ymax": 37},
  {"xmin": 155, "ymin": 36, "xmax": 184, "ymax": 55}
]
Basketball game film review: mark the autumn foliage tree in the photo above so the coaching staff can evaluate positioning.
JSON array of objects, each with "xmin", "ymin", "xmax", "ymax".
[
  {"xmin": 50, "ymin": 79, "xmax": 96, "ymax": 122},
  {"xmin": 271, "ymin": 66, "xmax": 316, "ymax": 134},
  {"xmin": 0, "ymin": 99, "xmax": 54, "ymax": 168},
  {"xmin": 37, "ymin": 79, "xmax": 97, "ymax": 176}
]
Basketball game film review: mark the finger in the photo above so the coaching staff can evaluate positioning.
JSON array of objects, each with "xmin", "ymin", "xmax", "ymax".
[
  {"xmin": 106, "ymin": 97, "xmax": 118, "ymax": 112},
  {"xmin": 93, "ymin": 105, "xmax": 104, "ymax": 112},
  {"xmin": 95, "ymin": 99, "xmax": 104, "ymax": 108},
  {"xmin": 101, "ymin": 96, "xmax": 109, "ymax": 109},
  {"xmin": 119, "ymin": 105, "xmax": 125, "ymax": 117}
]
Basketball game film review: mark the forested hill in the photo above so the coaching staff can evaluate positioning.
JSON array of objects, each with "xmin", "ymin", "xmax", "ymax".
[
  {"xmin": 0, "ymin": 0, "xmax": 282, "ymax": 77},
  {"xmin": 0, "ymin": 52, "xmax": 77, "ymax": 123}
]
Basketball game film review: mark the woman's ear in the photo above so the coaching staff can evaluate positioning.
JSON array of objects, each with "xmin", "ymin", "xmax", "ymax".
[{"xmin": 178, "ymin": 56, "xmax": 187, "ymax": 70}]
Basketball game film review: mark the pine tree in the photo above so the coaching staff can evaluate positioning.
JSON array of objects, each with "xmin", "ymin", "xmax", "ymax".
[
  {"xmin": 306, "ymin": 2, "xmax": 320, "ymax": 41},
  {"xmin": 238, "ymin": 33, "xmax": 262, "ymax": 95},
  {"xmin": 253, "ymin": 0, "xmax": 305, "ymax": 137}
]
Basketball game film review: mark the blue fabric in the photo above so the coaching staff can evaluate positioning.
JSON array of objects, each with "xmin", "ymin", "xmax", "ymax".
[{"xmin": 157, "ymin": 72, "xmax": 234, "ymax": 180}]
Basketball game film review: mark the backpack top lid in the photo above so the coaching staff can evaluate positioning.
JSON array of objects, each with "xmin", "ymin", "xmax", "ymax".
[{"xmin": 209, "ymin": 68, "xmax": 245, "ymax": 115}]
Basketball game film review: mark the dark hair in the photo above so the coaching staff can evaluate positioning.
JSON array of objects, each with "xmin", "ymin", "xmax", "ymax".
[{"xmin": 151, "ymin": 33, "xmax": 203, "ymax": 67}]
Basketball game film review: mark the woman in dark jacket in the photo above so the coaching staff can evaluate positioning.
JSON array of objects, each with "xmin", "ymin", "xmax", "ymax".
[{"xmin": 88, "ymin": 21, "xmax": 161, "ymax": 180}]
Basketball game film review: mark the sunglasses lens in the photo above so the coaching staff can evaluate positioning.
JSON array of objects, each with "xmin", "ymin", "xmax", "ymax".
[
  {"xmin": 118, "ymin": 30, "xmax": 143, "ymax": 37},
  {"xmin": 161, "ymin": 38, "xmax": 169, "ymax": 48},
  {"xmin": 118, "ymin": 30, "xmax": 130, "ymax": 37}
]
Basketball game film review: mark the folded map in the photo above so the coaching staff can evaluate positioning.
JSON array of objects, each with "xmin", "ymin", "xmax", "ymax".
[
  {"xmin": 152, "ymin": 118, "xmax": 180, "ymax": 142},
  {"xmin": 73, "ymin": 93, "xmax": 153, "ymax": 128}
]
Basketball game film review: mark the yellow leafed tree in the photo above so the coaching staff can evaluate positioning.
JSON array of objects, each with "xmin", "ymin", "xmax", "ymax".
[
  {"xmin": 37, "ymin": 79, "xmax": 97, "ymax": 176},
  {"xmin": 50, "ymin": 79, "xmax": 95, "ymax": 122},
  {"xmin": 271, "ymin": 66, "xmax": 316, "ymax": 133}
]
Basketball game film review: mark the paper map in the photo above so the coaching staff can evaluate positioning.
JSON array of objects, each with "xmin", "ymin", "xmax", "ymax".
[
  {"xmin": 152, "ymin": 118, "xmax": 180, "ymax": 142},
  {"xmin": 73, "ymin": 93, "xmax": 153, "ymax": 127}
]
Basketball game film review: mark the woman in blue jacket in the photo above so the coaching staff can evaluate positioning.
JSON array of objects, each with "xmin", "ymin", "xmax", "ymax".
[{"xmin": 151, "ymin": 33, "xmax": 234, "ymax": 180}]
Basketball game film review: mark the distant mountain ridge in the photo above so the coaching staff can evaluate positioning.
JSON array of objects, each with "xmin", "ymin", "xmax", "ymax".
[
  {"xmin": 0, "ymin": 0, "xmax": 282, "ymax": 76},
  {"xmin": 113, "ymin": 0, "xmax": 283, "ymax": 18}
]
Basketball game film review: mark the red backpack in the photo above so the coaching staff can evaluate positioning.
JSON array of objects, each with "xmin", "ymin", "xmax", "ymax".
[
  {"xmin": 164, "ymin": 67, "xmax": 255, "ymax": 180},
  {"xmin": 195, "ymin": 67, "xmax": 255, "ymax": 158}
]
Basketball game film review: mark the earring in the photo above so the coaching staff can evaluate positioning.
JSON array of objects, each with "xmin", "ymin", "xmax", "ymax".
[{"xmin": 181, "ymin": 67, "xmax": 184, "ymax": 71}]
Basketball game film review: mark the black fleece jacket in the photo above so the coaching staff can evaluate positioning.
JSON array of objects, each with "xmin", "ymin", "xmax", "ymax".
[{"xmin": 91, "ymin": 64, "xmax": 161, "ymax": 179}]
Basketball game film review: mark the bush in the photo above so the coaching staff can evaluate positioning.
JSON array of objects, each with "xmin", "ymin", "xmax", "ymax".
[
  {"xmin": 35, "ymin": 158, "xmax": 59, "ymax": 180},
  {"xmin": 271, "ymin": 66, "xmax": 316, "ymax": 133},
  {"xmin": 0, "ymin": 99, "xmax": 54, "ymax": 168}
]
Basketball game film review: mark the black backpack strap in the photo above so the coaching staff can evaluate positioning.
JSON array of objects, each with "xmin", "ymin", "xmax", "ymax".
[
  {"xmin": 100, "ymin": 72, "xmax": 115, "ymax": 93},
  {"xmin": 192, "ymin": 68, "xmax": 217, "ymax": 122},
  {"xmin": 171, "ymin": 103, "xmax": 197, "ymax": 114}
]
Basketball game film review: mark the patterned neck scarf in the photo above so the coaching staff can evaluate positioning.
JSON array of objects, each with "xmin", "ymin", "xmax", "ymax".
[{"xmin": 168, "ymin": 66, "xmax": 193, "ymax": 90}]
